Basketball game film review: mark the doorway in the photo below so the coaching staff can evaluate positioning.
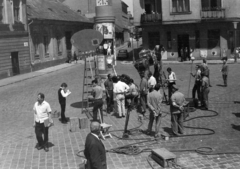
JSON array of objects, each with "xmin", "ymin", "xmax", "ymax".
[
  {"xmin": 178, "ymin": 34, "xmax": 189, "ymax": 61},
  {"xmin": 11, "ymin": 52, "xmax": 20, "ymax": 75}
]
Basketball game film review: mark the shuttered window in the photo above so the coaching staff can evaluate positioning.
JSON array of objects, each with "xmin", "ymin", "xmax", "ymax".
[{"xmin": 172, "ymin": 0, "xmax": 190, "ymax": 13}]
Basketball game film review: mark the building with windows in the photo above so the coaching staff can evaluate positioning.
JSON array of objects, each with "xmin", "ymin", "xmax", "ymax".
[
  {"xmin": 0, "ymin": 0, "xmax": 30, "ymax": 79},
  {"xmin": 133, "ymin": 0, "xmax": 240, "ymax": 60},
  {"xmin": 27, "ymin": 0, "xmax": 93, "ymax": 71}
]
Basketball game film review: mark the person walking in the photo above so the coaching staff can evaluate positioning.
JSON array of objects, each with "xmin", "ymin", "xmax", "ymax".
[
  {"xmin": 170, "ymin": 85, "xmax": 186, "ymax": 136},
  {"xmin": 91, "ymin": 79, "xmax": 104, "ymax": 122},
  {"xmin": 112, "ymin": 76, "xmax": 129, "ymax": 118},
  {"xmin": 33, "ymin": 93, "xmax": 52, "ymax": 152},
  {"xmin": 84, "ymin": 121, "xmax": 107, "ymax": 169},
  {"xmin": 166, "ymin": 67, "xmax": 177, "ymax": 102},
  {"xmin": 58, "ymin": 83, "xmax": 71, "ymax": 124},
  {"xmin": 139, "ymin": 71, "xmax": 148, "ymax": 116},
  {"xmin": 201, "ymin": 76, "xmax": 210, "ymax": 110},
  {"xmin": 191, "ymin": 65, "xmax": 202, "ymax": 100},
  {"xmin": 146, "ymin": 84, "xmax": 163, "ymax": 138},
  {"xmin": 221, "ymin": 58, "xmax": 228, "ymax": 87},
  {"xmin": 104, "ymin": 74, "xmax": 114, "ymax": 114}
]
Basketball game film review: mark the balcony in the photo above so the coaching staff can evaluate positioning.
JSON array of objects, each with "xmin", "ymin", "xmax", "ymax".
[
  {"xmin": 141, "ymin": 13, "xmax": 161, "ymax": 23},
  {"xmin": 201, "ymin": 8, "xmax": 225, "ymax": 19}
]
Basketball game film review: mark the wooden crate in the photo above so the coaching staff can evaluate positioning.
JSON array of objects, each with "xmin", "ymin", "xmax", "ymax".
[
  {"xmin": 79, "ymin": 117, "xmax": 88, "ymax": 129},
  {"xmin": 69, "ymin": 117, "xmax": 79, "ymax": 132}
]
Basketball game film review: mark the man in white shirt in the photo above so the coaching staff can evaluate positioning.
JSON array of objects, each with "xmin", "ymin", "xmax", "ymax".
[
  {"xmin": 148, "ymin": 71, "xmax": 156, "ymax": 92},
  {"xmin": 112, "ymin": 76, "xmax": 129, "ymax": 118},
  {"xmin": 33, "ymin": 93, "xmax": 52, "ymax": 152}
]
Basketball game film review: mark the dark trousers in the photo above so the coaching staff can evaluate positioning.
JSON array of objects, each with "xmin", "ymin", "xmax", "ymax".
[
  {"xmin": 106, "ymin": 90, "xmax": 113, "ymax": 113},
  {"xmin": 148, "ymin": 112, "xmax": 162, "ymax": 136},
  {"xmin": 171, "ymin": 112, "xmax": 184, "ymax": 135},
  {"xmin": 60, "ymin": 103, "xmax": 66, "ymax": 122},
  {"xmin": 140, "ymin": 94, "xmax": 147, "ymax": 114},
  {"xmin": 202, "ymin": 88, "xmax": 210, "ymax": 108},
  {"xmin": 93, "ymin": 99, "xmax": 103, "ymax": 122},
  {"xmin": 192, "ymin": 81, "xmax": 201, "ymax": 100},
  {"xmin": 35, "ymin": 122, "xmax": 49, "ymax": 147},
  {"xmin": 222, "ymin": 74, "xmax": 227, "ymax": 86}
]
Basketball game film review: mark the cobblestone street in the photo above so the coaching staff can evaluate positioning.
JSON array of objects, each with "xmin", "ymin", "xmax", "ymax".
[{"xmin": 0, "ymin": 61, "xmax": 240, "ymax": 169}]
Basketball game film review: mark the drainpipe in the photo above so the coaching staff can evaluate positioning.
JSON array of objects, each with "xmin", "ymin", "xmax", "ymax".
[{"xmin": 27, "ymin": 19, "xmax": 33, "ymax": 72}]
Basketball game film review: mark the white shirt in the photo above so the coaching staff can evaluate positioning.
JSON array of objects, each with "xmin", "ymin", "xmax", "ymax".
[
  {"xmin": 113, "ymin": 81, "xmax": 129, "ymax": 94},
  {"xmin": 148, "ymin": 76, "xmax": 156, "ymax": 88},
  {"xmin": 33, "ymin": 101, "xmax": 52, "ymax": 123},
  {"xmin": 91, "ymin": 133, "xmax": 99, "ymax": 140},
  {"xmin": 168, "ymin": 72, "xmax": 177, "ymax": 83},
  {"xmin": 60, "ymin": 88, "xmax": 71, "ymax": 97}
]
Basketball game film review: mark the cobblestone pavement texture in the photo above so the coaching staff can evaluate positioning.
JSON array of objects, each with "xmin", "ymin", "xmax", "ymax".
[{"xmin": 0, "ymin": 60, "xmax": 240, "ymax": 169}]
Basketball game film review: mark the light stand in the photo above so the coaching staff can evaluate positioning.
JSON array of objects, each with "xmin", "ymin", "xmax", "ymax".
[{"xmin": 187, "ymin": 56, "xmax": 195, "ymax": 98}]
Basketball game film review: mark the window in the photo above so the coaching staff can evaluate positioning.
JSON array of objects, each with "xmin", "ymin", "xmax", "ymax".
[
  {"xmin": 195, "ymin": 30, "xmax": 200, "ymax": 48},
  {"xmin": 43, "ymin": 36, "xmax": 49, "ymax": 57},
  {"xmin": 12, "ymin": 0, "xmax": 21, "ymax": 22},
  {"xmin": 172, "ymin": 0, "xmax": 190, "ymax": 13},
  {"xmin": 167, "ymin": 32, "xmax": 172, "ymax": 49},
  {"xmin": 202, "ymin": 0, "xmax": 222, "ymax": 11},
  {"xmin": 56, "ymin": 36, "xmax": 62, "ymax": 56},
  {"xmin": 33, "ymin": 36, "xmax": 40, "ymax": 60}
]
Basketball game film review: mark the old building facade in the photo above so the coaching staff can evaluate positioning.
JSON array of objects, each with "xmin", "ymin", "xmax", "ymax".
[
  {"xmin": 27, "ymin": 0, "xmax": 93, "ymax": 71},
  {"xmin": 0, "ymin": 0, "xmax": 30, "ymax": 79},
  {"xmin": 133, "ymin": 0, "xmax": 240, "ymax": 60}
]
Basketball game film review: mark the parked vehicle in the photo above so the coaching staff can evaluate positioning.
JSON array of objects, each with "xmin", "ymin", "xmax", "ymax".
[{"xmin": 117, "ymin": 49, "xmax": 129, "ymax": 59}]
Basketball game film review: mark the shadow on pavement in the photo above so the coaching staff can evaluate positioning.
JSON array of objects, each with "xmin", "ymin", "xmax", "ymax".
[
  {"xmin": 216, "ymin": 84, "xmax": 226, "ymax": 87},
  {"xmin": 71, "ymin": 101, "xmax": 93, "ymax": 108},
  {"xmin": 163, "ymin": 127, "xmax": 173, "ymax": 135},
  {"xmin": 232, "ymin": 112, "xmax": 240, "ymax": 118},
  {"xmin": 231, "ymin": 124, "xmax": 240, "ymax": 131}
]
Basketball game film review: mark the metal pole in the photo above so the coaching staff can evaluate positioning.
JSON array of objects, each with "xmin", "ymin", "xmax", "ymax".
[
  {"xmin": 235, "ymin": 29, "xmax": 237, "ymax": 63},
  {"xmin": 132, "ymin": 36, "xmax": 135, "ymax": 63},
  {"xmin": 187, "ymin": 60, "xmax": 194, "ymax": 98}
]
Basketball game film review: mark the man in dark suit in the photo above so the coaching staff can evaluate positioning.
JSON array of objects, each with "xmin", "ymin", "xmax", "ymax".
[{"xmin": 84, "ymin": 122, "xmax": 107, "ymax": 169}]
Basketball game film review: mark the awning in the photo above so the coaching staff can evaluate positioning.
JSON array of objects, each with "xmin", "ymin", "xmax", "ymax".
[{"xmin": 115, "ymin": 19, "xmax": 124, "ymax": 32}]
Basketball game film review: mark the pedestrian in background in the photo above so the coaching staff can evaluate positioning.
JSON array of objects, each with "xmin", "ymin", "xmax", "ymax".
[
  {"xmin": 104, "ymin": 74, "xmax": 114, "ymax": 114},
  {"xmin": 84, "ymin": 121, "xmax": 107, "ymax": 169},
  {"xmin": 201, "ymin": 76, "xmax": 210, "ymax": 110},
  {"xmin": 91, "ymin": 79, "xmax": 104, "ymax": 122},
  {"xmin": 170, "ymin": 85, "xmax": 185, "ymax": 136},
  {"xmin": 112, "ymin": 76, "xmax": 129, "ymax": 118},
  {"xmin": 221, "ymin": 58, "xmax": 228, "ymax": 87},
  {"xmin": 166, "ymin": 67, "xmax": 177, "ymax": 102},
  {"xmin": 33, "ymin": 93, "xmax": 52, "ymax": 152},
  {"xmin": 191, "ymin": 65, "xmax": 202, "ymax": 100},
  {"xmin": 146, "ymin": 84, "xmax": 163, "ymax": 138},
  {"xmin": 58, "ymin": 83, "xmax": 71, "ymax": 124},
  {"xmin": 139, "ymin": 71, "xmax": 148, "ymax": 116},
  {"xmin": 148, "ymin": 71, "xmax": 156, "ymax": 93},
  {"xmin": 128, "ymin": 40, "xmax": 131, "ymax": 48}
]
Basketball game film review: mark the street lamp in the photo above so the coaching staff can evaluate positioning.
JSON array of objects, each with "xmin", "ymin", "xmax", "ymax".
[
  {"xmin": 130, "ymin": 17, "xmax": 135, "ymax": 63},
  {"xmin": 233, "ymin": 22, "xmax": 238, "ymax": 63}
]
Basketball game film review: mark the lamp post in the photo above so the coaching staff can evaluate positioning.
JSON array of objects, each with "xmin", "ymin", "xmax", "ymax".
[
  {"xmin": 130, "ymin": 17, "xmax": 135, "ymax": 63},
  {"xmin": 233, "ymin": 22, "xmax": 238, "ymax": 63}
]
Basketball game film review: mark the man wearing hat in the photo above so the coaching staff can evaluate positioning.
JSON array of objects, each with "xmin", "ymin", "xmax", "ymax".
[{"xmin": 170, "ymin": 84, "xmax": 186, "ymax": 136}]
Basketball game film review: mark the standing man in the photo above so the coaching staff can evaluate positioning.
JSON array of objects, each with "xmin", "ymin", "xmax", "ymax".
[
  {"xmin": 167, "ymin": 67, "xmax": 177, "ymax": 102},
  {"xmin": 84, "ymin": 121, "xmax": 107, "ymax": 169},
  {"xmin": 58, "ymin": 83, "xmax": 71, "ymax": 124},
  {"xmin": 191, "ymin": 65, "xmax": 202, "ymax": 100},
  {"xmin": 201, "ymin": 76, "xmax": 210, "ymax": 110},
  {"xmin": 221, "ymin": 58, "xmax": 228, "ymax": 87},
  {"xmin": 33, "ymin": 93, "xmax": 52, "ymax": 152},
  {"xmin": 104, "ymin": 74, "xmax": 114, "ymax": 114},
  {"xmin": 147, "ymin": 84, "xmax": 163, "ymax": 138},
  {"xmin": 170, "ymin": 85, "xmax": 186, "ymax": 136},
  {"xmin": 139, "ymin": 71, "xmax": 148, "ymax": 116},
  {"xmin": 112, "ymin": 76, "xmax": 129, "ymax": 118},
  {"xmin": 148, "ymin": 71, "xmax": 157, "ymax": 92},
  {"xmin": 92, "ymin": 79, "xmax": 104, "ymax": 122},
  {"xmin": 201, "ymin": 59, "xmax": 212, "ymax": 87}
]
